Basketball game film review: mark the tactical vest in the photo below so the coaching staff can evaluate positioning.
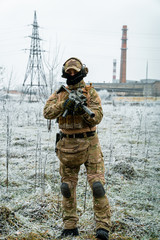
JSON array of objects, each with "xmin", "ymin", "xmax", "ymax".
[{"xmin": 57, "ymin": 84, "xmax": 93, "ymax": 130}]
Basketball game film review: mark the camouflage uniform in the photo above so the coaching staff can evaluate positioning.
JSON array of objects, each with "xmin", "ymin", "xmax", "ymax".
[{"xmin": 43, "ymin": 79, "xmax": 111, "ymax": 232}]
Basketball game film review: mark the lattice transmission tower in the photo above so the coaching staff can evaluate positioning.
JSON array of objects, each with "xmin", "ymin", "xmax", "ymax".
[{"xmin": 22, "ymin": 11, "xmax": 47, "ymax": 101}]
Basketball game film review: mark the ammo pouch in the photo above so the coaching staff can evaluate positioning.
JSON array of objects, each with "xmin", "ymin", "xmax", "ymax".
[
  {"xmin": 56, "ymin": 137, "xmax": 89, "ymax": 167},
  {"xmin": 58, "ymin": 115, "xmax": 88, "ymax": 129}
]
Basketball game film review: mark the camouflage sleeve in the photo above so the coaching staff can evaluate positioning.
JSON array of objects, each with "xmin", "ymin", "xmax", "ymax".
[
  {"xmin": 82, "ymin": 88, "xmax": 103, "ymax": 126},
  {"xmin": 43, "ymin": 91, "xmax": 65, "ymax": 119}
]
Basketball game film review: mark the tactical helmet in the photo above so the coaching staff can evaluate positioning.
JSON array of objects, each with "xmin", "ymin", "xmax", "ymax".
[
  {"xmin": 63, "ymin": 58, "xmax": 82, "ymax": 73},
  {"xmin": 62, "ymin": 57, "xmax": 88, "ymax": 85}
]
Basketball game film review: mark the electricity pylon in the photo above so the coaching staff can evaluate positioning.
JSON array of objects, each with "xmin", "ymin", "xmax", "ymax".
[{"xmin": 22, "ymin": 11, "xmax": 48, "ymax": 102}]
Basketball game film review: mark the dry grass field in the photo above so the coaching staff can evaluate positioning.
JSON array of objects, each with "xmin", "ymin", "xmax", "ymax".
[{"xmin": 0, "ymin": 93, "xmax": 160, "ymax": 239}]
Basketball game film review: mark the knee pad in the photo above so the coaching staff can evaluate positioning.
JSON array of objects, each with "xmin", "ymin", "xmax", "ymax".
[
  {"xmin": 61, "ymin": 183, "xmax": 71, "ymax": 198},
  {"xmin": 92, "ymin": 181, "xmax": 105, "ymax": 198}
]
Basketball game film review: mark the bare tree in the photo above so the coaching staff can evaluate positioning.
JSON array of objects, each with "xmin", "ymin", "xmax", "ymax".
[
  {"xmin": 43, "ymin": 42, "xmax": 63, "ymax": 96},
  {"xmin": 6, "ymin": 70, "xmax": 14, "ymax": 98},
  {"xmin": 0, "ymin": 66, "xmax": 5, "ymax": 90}
]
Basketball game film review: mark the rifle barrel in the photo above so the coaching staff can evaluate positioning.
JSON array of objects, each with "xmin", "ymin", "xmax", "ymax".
[{"xmin": 82, "ymin": 105, "xmax": 95, "ymax": 118}]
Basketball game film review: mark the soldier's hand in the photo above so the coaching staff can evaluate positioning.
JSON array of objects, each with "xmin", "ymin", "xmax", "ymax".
[
  {"xmin": 74, "ymin": 103, "xmax": 85, "ymax": 115},
  {"xmin": 63, "ymin": 98, "xmax": 75, "ymax": 112}
]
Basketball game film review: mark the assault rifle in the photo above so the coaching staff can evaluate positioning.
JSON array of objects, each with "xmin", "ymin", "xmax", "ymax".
[{"xmin": 57, "ymin": 85, "xmax": 95, "ymax": 118}]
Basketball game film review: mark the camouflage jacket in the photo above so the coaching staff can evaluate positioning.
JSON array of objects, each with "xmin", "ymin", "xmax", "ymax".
[{"xmin": 43, "ymin": 80, "xmax": 103, "ymax": 134}]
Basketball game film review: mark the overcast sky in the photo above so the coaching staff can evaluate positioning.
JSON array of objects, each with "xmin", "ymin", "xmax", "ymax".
[{"xmin": 0, "ymin": 0, "xmax": 160, "ymax": 88}]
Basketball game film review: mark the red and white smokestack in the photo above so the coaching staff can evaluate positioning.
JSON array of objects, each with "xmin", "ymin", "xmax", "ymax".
[
  {"xmin": 120, "ymin": 25, "xmax": 128, "ymax": 83},
  {"xmin": 112, "ymin": 59, "xmax": 117, "ymax": 83}
]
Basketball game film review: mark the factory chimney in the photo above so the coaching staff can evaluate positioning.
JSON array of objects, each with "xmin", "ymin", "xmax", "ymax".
[
  {"xmin": 112, "ymin": 59, "xmax": 117, "ymax": 83},
  {"xmin": 120, "ymin": 25, "xmax": 128, "ymax": 83}
]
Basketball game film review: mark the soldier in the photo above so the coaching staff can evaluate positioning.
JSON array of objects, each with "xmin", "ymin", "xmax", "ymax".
[{"xmin": 43, "ymin": 57, "xmax": 111, "ymax": 239}]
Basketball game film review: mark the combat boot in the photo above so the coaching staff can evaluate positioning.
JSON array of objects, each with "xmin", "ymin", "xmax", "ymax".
[
  {"xmin": 58, "ymin": 228, "xmax": 79, "ymax": 238},
  {"xmin": 96, "ymin": 228, "xmax": 109, "ymax": 240}
]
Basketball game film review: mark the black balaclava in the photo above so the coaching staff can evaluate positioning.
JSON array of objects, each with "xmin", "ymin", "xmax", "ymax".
[{"xmin": 65, "ymin": 70, "xmax": 84, "ymax": 85}]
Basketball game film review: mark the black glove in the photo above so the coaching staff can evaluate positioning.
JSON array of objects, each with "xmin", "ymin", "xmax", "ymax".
[
  {"xmin": 74, "ymin": 103, "xmax": 85, "ymax": 115},
  {"xmin": 63, "ymin": 98, "xmax": 75, "ymax": 112}
]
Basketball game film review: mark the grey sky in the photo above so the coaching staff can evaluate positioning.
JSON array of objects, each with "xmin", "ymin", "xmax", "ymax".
[{"xmin": 0, "ymin": 0, "xmax": 160, "ymax": 87}]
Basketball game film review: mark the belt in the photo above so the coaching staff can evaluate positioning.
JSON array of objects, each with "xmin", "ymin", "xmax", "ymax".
[{"xmin": 61, "ymin": 131, "xmax": 95, "ymax": 138}]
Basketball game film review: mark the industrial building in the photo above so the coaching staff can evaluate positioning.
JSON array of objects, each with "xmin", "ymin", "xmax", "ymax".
[
  {"xmin": 91, "ymin": 25, "xmax": 160, "ymax": 98},
  {"xmin": 92, "ymin": 80, "xmax": 160, "ymax": 97}
]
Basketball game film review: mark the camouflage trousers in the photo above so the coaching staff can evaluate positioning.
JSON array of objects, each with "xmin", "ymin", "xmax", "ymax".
[{"xmin": 57, "ymin": 133, "xmax": 111, "ymax": 231}]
